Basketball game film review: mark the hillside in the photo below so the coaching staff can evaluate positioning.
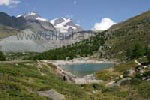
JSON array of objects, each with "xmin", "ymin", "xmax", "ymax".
[
  {"xmin": 30, "ymin": 31, "xmax": 105, "ymax": 60},
  {"xmin": 0, "ymin": 61, "xmax": 89, "ymax": 100},
  {"xmin": 0, "ymin": 61, "xmax": 133, "ymax": 100},
  {"xmin": 31, "ymin": 11, "xmax": 150, "ymax": 61},
  {"xmin": 0, "ymin": 60, "xmax": 149, "ymax": 100},
  {"xmin": 104, "ymin": 11, "xmax": 150, "ymax": 60}
]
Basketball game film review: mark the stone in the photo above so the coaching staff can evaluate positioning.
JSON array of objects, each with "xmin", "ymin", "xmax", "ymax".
[
  {"xmin": 120, "ymin": 75, "xmax": 124, "ymax": 79},
  {"xmin": 116, "ymin": 78, "xmax": 132, "ymax": 86},
  {"xmin": 106, "ymin": 81, "xmax": 116, "ymax": 87},
  {"xmin": 37, "ymin": 89, "xmax": 65, "ymax": 100},
  {"xmin": 143, "ymin": 66, "xmax": 148, "ymax": 69}
]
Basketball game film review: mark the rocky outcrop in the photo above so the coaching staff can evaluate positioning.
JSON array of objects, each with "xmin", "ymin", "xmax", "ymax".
[{"xmin": 37, "ymin": 89, "xmax": 65, "ymax": 100}]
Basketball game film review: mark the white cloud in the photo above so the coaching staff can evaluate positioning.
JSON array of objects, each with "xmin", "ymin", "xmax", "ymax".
[
  {"xmin": 92, "ymin": 18, "xmax": 116, "ymax": 31},
  {"xmin": 0, "ymin": 0, "xmax": 20, "ymax": 6}
]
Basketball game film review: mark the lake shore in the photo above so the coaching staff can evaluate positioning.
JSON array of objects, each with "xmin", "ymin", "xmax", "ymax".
[
  {"xmin": 43, "ymin": 58, "xmax": 115, "ymax": 66},
  {"xmin": 40, "ymin": 59, "xmax": 115, "ymax": 84}
]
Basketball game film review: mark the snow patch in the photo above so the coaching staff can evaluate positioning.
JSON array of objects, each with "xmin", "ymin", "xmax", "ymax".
[
  {"xmin": 50, "ymin": 18, "xmax": 58, "ymax": 25},
  {"xmin": 36, "ymin": 17, "xmax": 47, "ymax": 22},
  {"xmin": 16, "ymin": 14, "xmax": 22, "ymax": 18},
  {"xmin": 23, "ymin": 12, "xmax": 38, "ymax": 18},
  {"xmin": 28, "ymin": 12, "xmax": 37, "ymax": 16},
  {"xmin": 51, "ymin": 18, "xmax": 72, "ymax": 33},
  {"xmin": 75, "ymin": 24, "xmax": 80, "ymax": 26},
  {"xmin": 50, "ymin": 18, "xmax": 80, "ymax": 33},
  {"xmin": 0, "ymin": 0, "xmax": 20, "ymax": 6}
]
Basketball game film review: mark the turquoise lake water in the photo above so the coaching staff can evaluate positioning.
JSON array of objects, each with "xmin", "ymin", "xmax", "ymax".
[{"xmin": 60, "ymin": 63, "xmax": 114, "ymax": 77}]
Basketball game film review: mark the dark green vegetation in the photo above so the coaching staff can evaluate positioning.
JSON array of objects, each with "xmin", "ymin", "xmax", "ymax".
[
  {"xmin": 31, "ymin": 32, "xmax": 105, "ymax": 60},
  {"xmin": 126, "ymin": 43, "xmax": 150, "ymax": 60},
  {"xmin": 145, "ymin": 46, "xmax": 150, "ymax": 62},
  {"xmin": 0, "ymin": 51, "xmax": 6, "ymax": 61}
]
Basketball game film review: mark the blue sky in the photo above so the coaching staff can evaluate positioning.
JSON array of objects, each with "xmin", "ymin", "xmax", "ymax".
[{"xmin": 0, "ymin": 0, "xmax": 150, "ymax": 29}]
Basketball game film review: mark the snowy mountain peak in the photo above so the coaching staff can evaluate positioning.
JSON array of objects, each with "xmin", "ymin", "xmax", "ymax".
[
  {"xmin": 23, "ymin": 12, "xmax": 40, "ymax": 19},
  {"xmin": 63, "ymin": 18, "xmax": 72, "ymax": 22},
  {"xmin": 50, "ymin": 18, "xmax": 72, "ymax": 25},
  {"xmin": 50, "ymin": 17, "xmax": 83, "ymax": 33},
  {"xmin": 17, "ymin": 12, "xmax": 49, "ymax": 22},
  {"xmin": 50, "ymin": 18, "xmax": 58, "ymax": 25},
  {"xmin": 16, "ymin": 13, "xmax": 83, "ymax": 33},
  {"xmin": 27, "ymin": 12, "xmax": 37, "ymax": 16}
]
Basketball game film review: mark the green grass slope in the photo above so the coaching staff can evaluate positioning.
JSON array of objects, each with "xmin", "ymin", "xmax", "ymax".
[
  {"xmin": 0, "ymin": 61, "xmax": 90, "ymax": 100},
  {"xmin": 2, "ymin": 61, "xmax": 149, "ymax": 100},
  {"xmin": 0, "ymin": 61, "xmax": 136, "ymax": 100}
]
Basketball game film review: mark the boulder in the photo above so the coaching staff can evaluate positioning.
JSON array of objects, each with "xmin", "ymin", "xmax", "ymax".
[{"xmin": 37, "ymin": 89, "xmax": 65, "ymax": 100}]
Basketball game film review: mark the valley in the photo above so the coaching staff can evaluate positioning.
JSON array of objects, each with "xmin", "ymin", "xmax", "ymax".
[{"xmin": 0, "ymin": 10, "xmax": 150, "ymax": 100}]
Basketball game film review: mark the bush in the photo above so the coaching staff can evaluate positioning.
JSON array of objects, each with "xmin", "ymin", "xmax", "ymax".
[
  {"xmin": 130, "ymin": 43, "xmax": 145, "ymax": 59},
  {"xmin": 0, "ymin": 51, "xmax": 6, "ymax": 61},
  {"xmin": 145, "ymin": 46, "xmax": 150, "ymax": 62}
]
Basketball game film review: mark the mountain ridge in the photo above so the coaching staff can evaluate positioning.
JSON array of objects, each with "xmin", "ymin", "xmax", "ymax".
[
  {"xmin": 30, "ymin": 11, "xmax": 150, "ymax": 61},
  {"xmin": 0, "ymin": 12, "xmax": 94, "ymax": 52}
]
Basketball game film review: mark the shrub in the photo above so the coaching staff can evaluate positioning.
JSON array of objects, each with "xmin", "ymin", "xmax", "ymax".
[{"xmin": 0, "ymin": 51, "xmax": 6, "ymax": 61}]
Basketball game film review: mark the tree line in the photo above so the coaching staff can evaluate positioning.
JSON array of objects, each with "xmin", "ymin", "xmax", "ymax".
[
  {"xmin": 30, "ymin": 32, "xmax": 106, "ymax": 60},
  {"xmin": 126, "ymin": 43, "xmax": 150, "ymax": 62},
  {"xmin": 0, "ymin": 51, "xmax": 6, "ymax": 61}
]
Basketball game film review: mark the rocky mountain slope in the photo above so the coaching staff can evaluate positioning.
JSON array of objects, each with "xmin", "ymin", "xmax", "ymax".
[
  {"xmin": 0, "ymin": 12, "xmax": 26, "ymax": 29},
  {"xmin": 51, "ymin": 18, "xmax": 83, "ymax": 33},
  {"xmin": 0, "ymin": 12, "xmax": 94, "ymax": 52},
  {"xmin": 0, "ymin": 25, "xmax": 20, "ymax": 39}
]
